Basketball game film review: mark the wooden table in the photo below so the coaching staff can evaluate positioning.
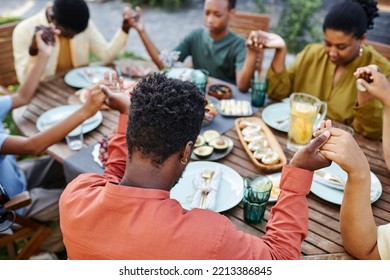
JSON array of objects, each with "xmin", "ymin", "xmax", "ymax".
[
  {"xmin": 12, "ymin": 69, "xmax": 390, "ymax": 260},
  {"xmin": 12, "ymin": 71, "xmax": 120, "ymax": 163}
]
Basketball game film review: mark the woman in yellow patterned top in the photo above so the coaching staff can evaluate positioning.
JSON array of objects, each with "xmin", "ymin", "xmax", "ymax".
[{"xmin": 250, "ymin": 0, "xmax": 390, "ymax": 140}]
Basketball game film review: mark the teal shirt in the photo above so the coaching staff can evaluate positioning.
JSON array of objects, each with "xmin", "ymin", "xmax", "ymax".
[{"xmin": 173, "ymin": 28, "xmax": 246, "ymax": 84}]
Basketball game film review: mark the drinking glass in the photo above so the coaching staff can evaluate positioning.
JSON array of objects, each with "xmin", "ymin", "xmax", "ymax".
[
  {"xmin": 251, "ymin": 77, "xmax": 267, "ymax": 107},
  {"xmin": 287, "ymin": 93, "xmax": 327, "ymax": 151},
  {"xmin": 243, "ymin": 175, "xmax": 273, "ymax": 224},
  {"xmin": 66, "ymin": 125, "xmax": 84, "ymax": 151}
]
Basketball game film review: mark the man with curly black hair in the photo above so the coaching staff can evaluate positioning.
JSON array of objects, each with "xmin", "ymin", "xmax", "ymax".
[
  {"xmin": 13, "ymin": 0, "xmax": 133, "ymax": 83},
  {"xmin": 59, "ymin": 72, "xmax": 335, "ymax": 259}
]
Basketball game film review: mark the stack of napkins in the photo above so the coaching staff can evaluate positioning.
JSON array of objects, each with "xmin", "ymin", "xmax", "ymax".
[{"xmin": 191, "ymin": 167, "xmax": 222, "ymax": 211}]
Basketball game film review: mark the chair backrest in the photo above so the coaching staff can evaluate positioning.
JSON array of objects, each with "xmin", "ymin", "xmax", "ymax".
[
  {"xmin": 0, "ymin": 21, "xmax": 19, "ymax": 87},
  {"xmin": 366, "ymin": 40, "xmax": 390, "ymax": 61},
  {"xmin": 0, "ymin": 191, "xmax": 52, "ymax": 260},
  {"xmin": 228, "ymin": 11, "xmax": 270, "ymax": 74},
  {"xmin": 229, "ymin": 11, "xmax": 270, "ymax": 39}
]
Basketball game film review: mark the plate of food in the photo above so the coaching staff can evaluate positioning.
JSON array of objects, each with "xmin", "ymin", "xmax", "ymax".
[
  {"xmin": 191, "ymin": 132, "xmax": 233, "ymax": 161},
  {"xmin": 117, "ymin": 59, "xmax": 158, "ymax": 77},
  {"xmin": 92, "ymin": 135, "xmax": 110, "ymax": 168},
  {"xmin": 235, "ymin": 117, "xmax": 287, "ymax": 173},
  {"xmin": 203, "ymin": 96, "xmax": 219, "ymax": 126},
  {"xmin": 310, "ymin": 162, "xmax": 382, "ymax": 205},
  {"xmin": 218, "ymin": 99, "xmax": 253, "ymax": 117},
  {"xmin": 36, "ymin": 105, "xmax": 103, "ymax": 137},
  {"xmin": 170, "ymin": 161, "xmax": 243, "ymax": 212},
  {"xmin": 64, "ymin": 66, "xmax": 114, "ymax": 88},
  {"xmin": 208, "ymin": 84, "xmax": 232, "ymax": 100}
]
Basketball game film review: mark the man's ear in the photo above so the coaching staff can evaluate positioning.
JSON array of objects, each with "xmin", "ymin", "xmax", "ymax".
[{"xmin": 181, "ymin": 141, "xmax": 194, "ymax": 164}]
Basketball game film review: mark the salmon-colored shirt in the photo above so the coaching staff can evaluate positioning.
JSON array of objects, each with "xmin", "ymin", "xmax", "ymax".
[{"xmin": 60, "ymin": 114, "xmax": 314, "ymax": 260}]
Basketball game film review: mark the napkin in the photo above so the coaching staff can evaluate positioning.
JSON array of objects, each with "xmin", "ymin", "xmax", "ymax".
[{"xmin": 191, "ymin": 167, "xmax": 222, "ymax": 211}]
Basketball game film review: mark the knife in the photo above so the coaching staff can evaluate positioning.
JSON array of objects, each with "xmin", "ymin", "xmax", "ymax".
[{"xmin": 314, "ymin": 170, "xmax": 346, "ymax": 190}]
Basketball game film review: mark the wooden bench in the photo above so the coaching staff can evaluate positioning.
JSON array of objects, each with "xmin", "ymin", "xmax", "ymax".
[
  {"xmin": 228, "ymin": 11, "xmax": 270, "ymax": 75},
  {"xmin": 0, "ymin": 21, "xmax": 19, "ymax": 88},
  {"xmin": 366, "ymin": 40, "xmax": 390, "ymax": 61}
]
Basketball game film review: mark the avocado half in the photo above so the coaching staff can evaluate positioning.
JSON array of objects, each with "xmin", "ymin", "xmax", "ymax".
[
  {"xmin": 209, "ymin": 136, "xmax": 229, "ymax": 152},
  {"xmin": 194, "ymin": 135, "xmax": 206, "ymax": 148},
  {"xmin": 193, "ymin": 145, "xmax": 214, "ymax": 159},
  {"xmin": 203, "ymin": 129, "xmax": 220, "ymax": 143}
]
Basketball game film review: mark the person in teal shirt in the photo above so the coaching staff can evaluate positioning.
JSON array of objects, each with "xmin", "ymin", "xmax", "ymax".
[{"xmin": 128, "ymin": 0, "xmax": 262, "ymax": 92}]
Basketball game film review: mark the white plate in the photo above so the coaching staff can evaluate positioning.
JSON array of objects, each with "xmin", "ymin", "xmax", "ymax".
[
  {"xmin": 64, "ymin": 66, "xmax": 114, "ymax": 88},
  {"xmin": 265, "ymin": 172, "xmax": 282, "ymax": 202},
  {"xmin": 311, "ymin": 162, "xmax": 382, "ymax": 205},
  {"xmin": 170, "ymin": 161, "xmax": 243, "ymax": 212},
  {"xmin": 36, "ymin": 105, "xmax": 103, "ymax": 137},
  {"xmin": 261, "ymin": 102, "xmax": 290, "ymax": 132}
]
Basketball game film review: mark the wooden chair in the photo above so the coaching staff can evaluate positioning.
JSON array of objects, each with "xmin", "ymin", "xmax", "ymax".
[
  {"xmin": 0, "ymin": 21, "xmax": 19, "ymax": 89},
  {"xmin": 366, "ymin": 40, "xmax": 390, "ymax": 61},
  {"xmin": 0, "ymin": 191, "xmax": 52, "ymax": 260},
  {"xmin": 228, "ymin": 11, "xmax": 270, "ymax": 74}
]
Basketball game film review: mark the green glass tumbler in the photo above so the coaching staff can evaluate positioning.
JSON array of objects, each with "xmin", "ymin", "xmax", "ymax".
[
  {"xmin": 243, "ymin": 174, "xmax": 273, "ymax": 224},
  {"xmin": 251, "ymin": 77, "xmax": 267, "ymax": 107}
]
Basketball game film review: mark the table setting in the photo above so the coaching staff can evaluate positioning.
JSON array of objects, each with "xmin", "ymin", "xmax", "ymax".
[
  {"xmin": 170, "ymin": 161, "xmax": 243, "ymax": 212},
  {"xmin": 36, "ymin": 105, "xmax": 103, "ymax": 136},
  {"xmin": 12, "ymin": 58, "xmax": 389, "ymax": 259},
  {"xmin": 310, "ymin": 162, "xmax": 382, "ymax": 205},
  {"xmin": 64, "ymin": 65, "xmax": 115, "ymax": 88}
]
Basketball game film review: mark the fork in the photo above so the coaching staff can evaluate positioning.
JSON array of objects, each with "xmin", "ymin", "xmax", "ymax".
[{"xmin": 200, "ymin": 169, "xmax": 212, "ymax": 208}]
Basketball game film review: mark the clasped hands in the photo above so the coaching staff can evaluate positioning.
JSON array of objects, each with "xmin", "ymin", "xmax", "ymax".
[
  {"xmin": 246, "ymin": 30, "xmax": 286, "ymax": 51},
  {"xmin": 289, "ymin": 118, "xmax": 368, "ymax": 181},
  {"xmin": 87, "ymin": 71, "xmax": 131, "ymax": 115}
]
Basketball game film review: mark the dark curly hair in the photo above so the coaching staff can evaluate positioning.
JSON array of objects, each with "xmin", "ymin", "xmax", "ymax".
[
  {"xmin": 126, "ymin": 73, "xmax": 205, "ymax": 168},
  {"xmin": 228, "ymin": 0, "xmax": 236, "ymax": 9},
  {"xmin": 53, "ymin": 0, "xmax": 89, "ymax": 34},
  {"xmin": 323, "ymin": 0, "xmax": 379, "ymax": 38}
]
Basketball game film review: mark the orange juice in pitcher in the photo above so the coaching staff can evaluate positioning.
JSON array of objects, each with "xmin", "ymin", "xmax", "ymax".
[{"xmin": 287, "ymin": 93, "xmax": 327, "ymax": 151}]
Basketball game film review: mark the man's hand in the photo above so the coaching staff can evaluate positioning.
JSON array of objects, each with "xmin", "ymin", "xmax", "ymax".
[
  {"xmin": 100, "ymin": 85, "xmax": 130, "ymax": 115},
  {"xmin": 289, "ymin": 130, "xmax": 331, "ymax": 171}
]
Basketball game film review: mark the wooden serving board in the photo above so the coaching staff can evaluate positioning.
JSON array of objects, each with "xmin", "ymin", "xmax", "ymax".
[{"xmin": 235, "ymin": 117, "xmax": 287, "ymax": 173}]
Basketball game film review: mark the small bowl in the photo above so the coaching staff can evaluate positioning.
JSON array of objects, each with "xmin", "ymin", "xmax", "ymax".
[
  {"xmin": 208, "ymin": 84, "xmax": 232, "ymax": 100},
  {"xmin": 202, "ymin": 99, "xmax": 218, "ymax": 126}
]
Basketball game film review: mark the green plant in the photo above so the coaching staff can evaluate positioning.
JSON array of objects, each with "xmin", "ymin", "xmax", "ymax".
[
  {"xmin": 122, "ymin": 0, "xmax": 186, "ymax": 11},
  {"xmin": 251, "ymin": 0, "xmax": 268, "ymax": 13},
  {"xmin": 276, "ymin": 0, "xmax": 322, "ymax": 54}
]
